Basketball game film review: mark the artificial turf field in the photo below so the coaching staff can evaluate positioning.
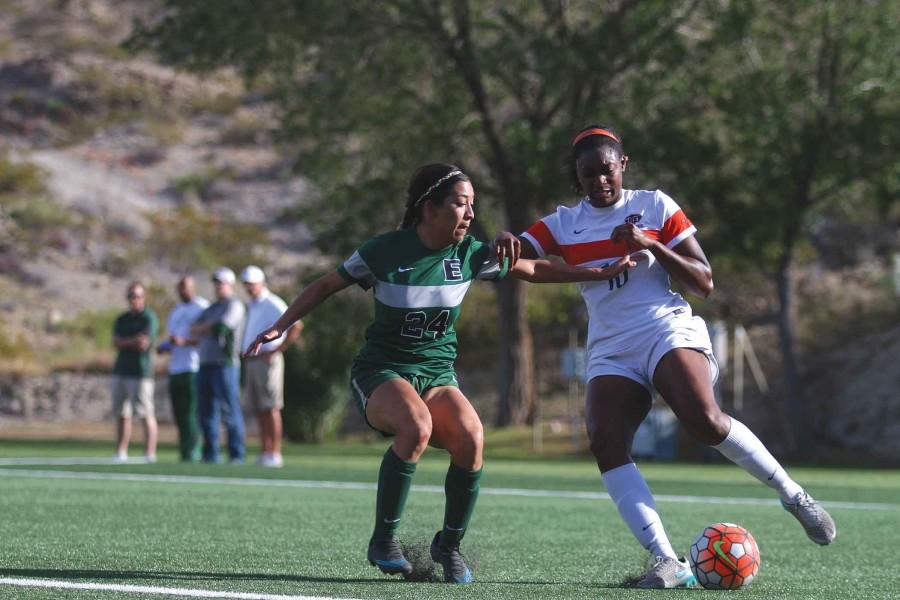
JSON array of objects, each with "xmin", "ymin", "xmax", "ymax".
[{"xmin": 0, "ymin": 438, "xmax": 898, "ymax": 600}]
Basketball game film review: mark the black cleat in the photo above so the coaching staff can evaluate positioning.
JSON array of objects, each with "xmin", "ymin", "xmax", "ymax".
[
  {"xmin": 367, "ymin": 536, "xmax": 413, "ymax": 577},
  {"xmin": 429, "ymin": 531, "xmax": 473, "ymax": 584}
]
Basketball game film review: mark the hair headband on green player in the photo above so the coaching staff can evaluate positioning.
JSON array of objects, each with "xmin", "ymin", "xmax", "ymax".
[{"xmin": 415, "ymin": 170, "xmax": 463, "ymax": 207}]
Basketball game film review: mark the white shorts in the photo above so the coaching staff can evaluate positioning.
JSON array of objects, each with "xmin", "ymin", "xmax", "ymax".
[{"xmin": 586, "ymin": 311, "xmax": 719, "ymax": 393}]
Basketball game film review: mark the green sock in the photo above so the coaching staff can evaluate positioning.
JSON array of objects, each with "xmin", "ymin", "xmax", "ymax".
[
  {"xmin": 440, "ymin": 462, "xmax": 483, "ymax": 548},
  {"xmin": 372, "ymin": 447, "xmax": 417, "ymax": 540}
]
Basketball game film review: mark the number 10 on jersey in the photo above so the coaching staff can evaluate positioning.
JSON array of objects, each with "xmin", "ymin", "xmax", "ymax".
[{"xmin": 608, "ymin": 270, "xmax": 628, "ymax": 290}]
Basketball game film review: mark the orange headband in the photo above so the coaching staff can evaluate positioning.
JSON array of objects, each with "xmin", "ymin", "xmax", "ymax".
[{"xmin": 572, "ymin": 128, "xmax": 620, "ymax": 147}]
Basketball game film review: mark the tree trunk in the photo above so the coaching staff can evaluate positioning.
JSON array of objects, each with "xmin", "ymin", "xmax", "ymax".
[
  {"xmin": 774, "ymin": 249, "xmax": 809, "ymax": 454},
  {"xmin": 494, "ymin": 277, "xmax": 534, "ymax": 426}
]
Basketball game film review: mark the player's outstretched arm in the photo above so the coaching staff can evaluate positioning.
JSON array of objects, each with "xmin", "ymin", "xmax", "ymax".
[
  {"xmin": 509, "ymin": 255, "xmax": 639, "ymax": 283},
  {"xmin": 243, "ymin": 270, "xmax": 351, "ymax": 356}
]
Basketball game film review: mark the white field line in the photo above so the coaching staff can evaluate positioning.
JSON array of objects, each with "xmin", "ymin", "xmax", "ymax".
[
  {"xmin": 0, "ymin": 577, "xmax": 359, "ymax": 600},
  {"xmin": 0, "ymin": 466, "xmax": 897, "ymax": 511},
  {"xmin": 0, "ymin": 456, "xmax": 154, "ymax": 465}
]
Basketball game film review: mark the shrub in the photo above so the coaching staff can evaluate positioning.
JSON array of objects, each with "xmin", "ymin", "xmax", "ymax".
[
  {"xmin": 0, "ymin": 154, "xmax": 86, "ymax": 255},
  {"xmin": 0, "ymin": 157, "xmax": 46, "ymax": 196},
  {"xmin": 144, "ymin": 204, "xmax": 269, "ymax": 270},
  {"xmin": 170, "ymin": 166, "xmax": 234, "ymax": 203},
  {"xmin": 0, "ymin": 318, "xmax": 39, "ymax": 375},
  {"xmin": 54, "ymin": 308, "xmax": 120, "ymax": 353},
  {"xmin": 219, "ymin": 112, "xmax": 270, "ymax": 146},
  {"xmin": 183, "ymin": 90, "xmax": 241, "ymax": 116},
  {"xmin": 8, "ymin": 196, "xmax": 73, "ymax": 230},
  {"xmin": 143, "ymin": 118, "xmax": 184, "ymax": 146},
  {"xmin": 49, "ymin": 308, "xmax": 120, "ymax": 372},
  {"xmin": 281, "ymin": 278, "xmax": 372, "ymax": 443}
]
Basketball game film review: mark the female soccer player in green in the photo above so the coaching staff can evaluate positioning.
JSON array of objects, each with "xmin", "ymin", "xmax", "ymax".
[{"xmin": 245, "ymin": 163, "xmax": 638, "ymax": 583}]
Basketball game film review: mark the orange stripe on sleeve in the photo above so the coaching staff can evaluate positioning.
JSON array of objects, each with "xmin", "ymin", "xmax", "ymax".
[
  {"xmin": 660, "ymin": 209, "xmax": 694, "ymax": 246},
  {"xmin": 525, "ymin": 220, "xmax": 561, "ymax": 256}
]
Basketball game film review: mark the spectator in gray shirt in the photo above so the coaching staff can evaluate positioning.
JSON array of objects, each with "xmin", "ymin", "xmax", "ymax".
[{"xmin": 191, "ymin": 267, "xmax": 246, "ymax": 463}]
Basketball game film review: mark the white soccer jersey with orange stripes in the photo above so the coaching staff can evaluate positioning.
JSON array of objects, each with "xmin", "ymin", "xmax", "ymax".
[{"xmin": 522, "ymin": 189, "xmax": 697, "ymax": 352}]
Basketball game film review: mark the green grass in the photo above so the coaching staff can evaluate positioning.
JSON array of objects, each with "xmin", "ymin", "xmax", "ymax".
[{"xmin": 0, "ymin": 439, "xmax": 898, "ymax": 599}]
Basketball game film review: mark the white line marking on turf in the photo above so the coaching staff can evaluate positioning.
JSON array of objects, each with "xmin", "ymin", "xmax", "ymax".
[
  {"xmin": 0, "ymin": 467, "xmax": 896, "ymax": 511},
  {"xmin": 0, "ymin": 577, "xmax": 359, "ymax": 600},
  {"xmin": 0, "ymin": 456, "xmax": 153, "ymax": 465}
]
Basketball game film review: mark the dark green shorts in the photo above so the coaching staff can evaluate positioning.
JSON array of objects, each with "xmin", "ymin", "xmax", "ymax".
[{"xmin": 349, "ymin": 366, "xmax": 458, "ymax": 433}]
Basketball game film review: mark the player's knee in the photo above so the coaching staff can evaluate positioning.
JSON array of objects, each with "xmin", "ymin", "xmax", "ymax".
[
  {"xmin": 401, "ymin": 415, "xmax": 433, "ymax": 457},
  {"xmin": 587, "ymin": 430, "xmax": 626, "ymax": 463},
  {"xmin": 685, "ymin": 407, "xmax": 730, "ymax": 445},
  {"xmin": 465, "ymin": 417, "xmax": 483, "ymax": 446},
  {"xmin": 454, "ymin": 419, "xmax": 484, "ymax": 463}
]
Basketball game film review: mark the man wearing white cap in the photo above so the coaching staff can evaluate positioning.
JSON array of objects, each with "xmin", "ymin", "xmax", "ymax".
[
  {"xmin": 191, "ymin": 266, "xmax": 247, "ymax": 463},
  {"xmin": 240, "ymin": 265, "xmax": 302, "ymax": 467}
]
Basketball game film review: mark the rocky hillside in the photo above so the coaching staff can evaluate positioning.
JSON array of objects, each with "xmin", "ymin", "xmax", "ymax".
[{"xmin": 1, "ymin": 0, "xmax": 319, "ymax": 372}]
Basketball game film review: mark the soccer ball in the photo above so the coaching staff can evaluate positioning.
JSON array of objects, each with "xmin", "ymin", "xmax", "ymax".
[{"xmin": 689, "ymin": 522, "xmax": 760, "ymax": 589}]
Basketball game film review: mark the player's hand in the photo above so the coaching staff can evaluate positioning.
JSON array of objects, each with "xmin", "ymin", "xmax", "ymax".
[
  {"xmin": 243, "ymin": 328, "xmax": 282, "ymax": 357},
  {"xmin": 135, "ymin": 334, "xmax": 151, "ymax": 351},
  {"xmin": 585, "ymin": 254, "xmax": 644, "ymax": 280},
  {"xmin": 492, "ymin": 231, "xmax": 520, "ymax": 266},
  {"xmin": 611, "ymin": 223, "xmax": 656, "ymax": 251}
]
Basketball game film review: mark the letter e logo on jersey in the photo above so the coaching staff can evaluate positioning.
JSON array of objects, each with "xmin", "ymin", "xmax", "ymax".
[
  {"xmin": 443, "ymin": 259, "xmax": 463, "ymax": 281},
  {"xmin": 625, "ymin": 213, "xmax": 642, "ymax": 225}
]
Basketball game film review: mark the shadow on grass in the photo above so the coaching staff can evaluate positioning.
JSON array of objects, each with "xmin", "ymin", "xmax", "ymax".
[{"xmin": 0, "ymin": 567, "xmax": 394, "ymax": 585}]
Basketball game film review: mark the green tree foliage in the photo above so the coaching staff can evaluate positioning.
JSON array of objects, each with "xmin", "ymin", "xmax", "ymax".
[
  {"xmin": 130, "ymin": 0, "xmax": 702, "ymax": 425},
  {"xmin": 130, "ymin": 1, "xmax": 896, "ymax": 444},
  {"xmin": 643, "ymin": 0, "xmax": 898, "ymax": 451},
  {"xmin": 281, "ymin": 280, "xmax": 373, "ymax": 443}
]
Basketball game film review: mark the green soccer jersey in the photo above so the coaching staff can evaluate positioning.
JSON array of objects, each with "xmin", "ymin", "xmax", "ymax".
[
  {"xmin": 337, "ymin": 228, "xmax": 509, "ymax": 375},
  {"xmin": 112, "ymin": 308, "xmax": 159, "ymax": 378}
]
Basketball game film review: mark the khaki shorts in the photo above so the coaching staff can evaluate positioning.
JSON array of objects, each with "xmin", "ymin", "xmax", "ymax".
[
  {"xmin": 111, "ymin": 376, "xmax": 155, "ymax": 419},
  {"xmin": 244, "ymin": 352, "xmax": 284, "ymax": 411}
]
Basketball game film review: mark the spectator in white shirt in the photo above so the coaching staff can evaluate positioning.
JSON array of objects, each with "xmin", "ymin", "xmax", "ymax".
[
  {"xmin": 158, "ymin": 276, "xmax": 209, "ymax": 461},
  {"xmin": 240, "ymin": 266, "xmax": 302, "ymax": 467}
]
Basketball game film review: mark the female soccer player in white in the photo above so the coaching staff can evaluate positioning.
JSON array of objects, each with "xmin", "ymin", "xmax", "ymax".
[
  {"xmin": 496, "ymin": 125, "xmax": 836, "ymax": 589},
  {"xmin": 246, "ymin": 163, "xmax": 637, "ymax": 584}
]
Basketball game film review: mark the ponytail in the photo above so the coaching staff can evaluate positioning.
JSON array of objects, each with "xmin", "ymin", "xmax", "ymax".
[{"xmin": 400, "ymin": 205, "xmax": 418, "ymax": 229}]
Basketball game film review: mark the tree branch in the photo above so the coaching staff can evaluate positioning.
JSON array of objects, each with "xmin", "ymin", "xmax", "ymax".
[{"xmin": 412, "ymin": 0, "xmax": 519, "ymax": 202}]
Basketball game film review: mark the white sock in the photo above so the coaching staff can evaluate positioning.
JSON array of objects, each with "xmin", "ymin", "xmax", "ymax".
[
  {"xmin": 602, "ymin": 463, "xmax": 677, "ymax": 559},
  {"xmin": 713, "ymin": 417, "xmax": 803, "ymax": 503}
]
